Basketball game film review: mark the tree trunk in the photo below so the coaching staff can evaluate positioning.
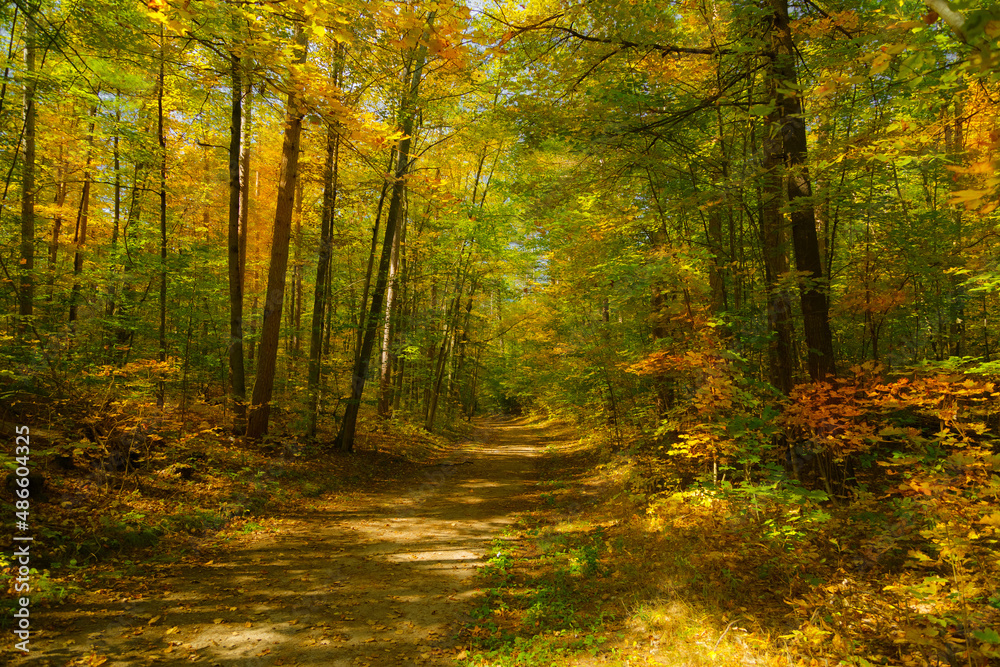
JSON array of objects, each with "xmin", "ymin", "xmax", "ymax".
[
  {"xmin": 649, "ymin": 222, "xmax": 678, "ymax": 414},
  {"xmin": 707, "ymin": 206, "xmax": 727, "ymax": 315},
  {"xmin": 157, "ymin": 31, "xmax": 168, "ymax": 408},
  {"xmin": 246, "ymin": 25, "xmax": 309, "ymax": 439},
  {"xmin": 19, "ymin": 7, "xmax": 36, "ymax": 330},
  {"xmin": 68, "ymin": 105, "xmax": 97, "ymax": 324},
  {"xmin": 448, "ymin": 281, "xmax": 477, "ymax": 420},
  {"xmin": 769, "ymin": 0, "xmax": 836, "ymax": 381},
  {"xmin": 761, "ymin": 37, "xmax": 795, "ymax": 396},
  {"xmin": 466, "ymin": 344, "xmax": 482, "ymax": 420},
  {"xmin": 47, "ymin": 146, "xmax": 66, "ymax": 301},
  {"xmin": 334, "ymin": 14, "xmax": 434, "ymax": 451},
  {"xmin": 112, "ymin": 161, "xmax": 145, "ymax": 363},
  {"xmin": 240, "ymin": 79, "xmax": 253, "ymax": 296},
  {"xmin": 228, "ymin": 51, "xmax": 248, "ymax": 432},
  {"xmin": 292, "ymin": 174, "xmax": 304, "ymax": 356},
  {"xmin": 104, "ymin": 102, "xmax": 122, "ymax": 331},
  {"xmin": 354, "ymin": 157, "xmax": 393, "ymax": 362},
  {"xmin": 307, "ymin": 56, "xmax": 343, "ymax": 437},
  {"xmin": 377, "ymin": 206, "xmax": 403, "ymax": 417},
  {"xmin": 393, "ymin": 221, "xmax": 411, "ymax": 415},
  {"xmin": 425, "ymin": 247, "xmax": 471, "ymax": 432}
]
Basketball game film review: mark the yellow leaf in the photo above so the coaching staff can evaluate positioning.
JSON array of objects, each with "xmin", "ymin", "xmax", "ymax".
[
  {"xmin": 947, "ymin": 189, "xmax": 990, "ymax": 205},
  {"xmin": 872, "ymin": 53, "xmax": 892, "ymax": 74}
]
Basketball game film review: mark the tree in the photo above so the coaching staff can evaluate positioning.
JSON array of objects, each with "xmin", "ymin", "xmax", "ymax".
[
  {"xmin": 766, "ymin": 0, "xmax": 836, "ymax": 382},
  {"xmin": 228, "ymin": 47, "xmax": 248, "ymax": 432},
  {"xmin": 307, "ymin": 43, "xmax": 345, "ymax": 438},
  {"xmin": 246, "ymin": 22, "xmax": 309, "ymax": 439},
  {"xmin": 333, "ymin": 11, "xmax": 435, "ymax": 452},
  {"xmin": 156, "ymin": 24, "xmax": 168, "ymax": 407},
  {"xmin": 18, "ymin": 2, "xmax": 38, "ymax": 332}
]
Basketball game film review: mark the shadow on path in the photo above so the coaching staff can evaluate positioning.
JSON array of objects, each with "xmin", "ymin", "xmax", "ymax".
[{"xmin": 17, "ymin": 417, "xmax": 562, "ymax": 666}]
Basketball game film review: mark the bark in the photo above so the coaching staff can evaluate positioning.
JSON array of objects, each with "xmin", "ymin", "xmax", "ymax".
[
  {"xmin": 113, "ymin": 162, "xmax": 145, "ymax": 362},
  {"xmin": 449, "ymin": 281, "xmax": 477, "ymax": 420},
  {"xmin": 240, "ymin": 80, "xmax": 253, "ymax": 295},
  {"xmin": 19, "ymin": 7, "xmax": 36, "ymax": 328},
  {"xmin": 422, "ymin": 282, "xmax": 437, "ymax": 421},
  {"xmin": 925, "ymin": 0, "xmax": 967, "ymax": 41},
  {"xmin": 377, "ymin": 206, "xmax": 402, "ymax": 417},
  {"xmin": 104, "ymin": 104, "xmax": 122, "ymax": 321},
  {"xmin": 761, "ymin": 79, "xmax": 795, "ymax": 396},
  {"xmin": 354, "ymin": 158, "xmax": 393, "ymax": 362},
  {"xmin": 0, "ymin": 7, "xmax": 19, "ymax": 119},
  {"xmin": 465, "ymin": 344, "xmax": 482, "ymax": 420},
  {"xmin": 246, "ymin": 25, "xmax": 309, "ymax": 439},
  {"xmin": 393, "ymin": 218, "xmax": 411, "ymax": 415},
  {"xmin": 157, "ymin": 32, "xmax": 168, "ymax": 407},
  {"xmin": 228, "ymin": 52, "xmax": 247, "ymax": 431},
  {"xmin": 425, "ymin": 247, "xmax": 472, "ymax": 432},
  {"xmin": 707, "ymin": 206, "xmax": 726, "ymax": 314},
  {"xmin": 648, "ymin": 222, "xmax": 678, "ymax": 414},
  {"xmin": 292, "ymin": 174, "xmax": 304, "ymax": 355},
  {"xmin": 333, "ymin": 15, "xmax": 434, "ymax": 452},
  {"xmin": 69, "ymin": 104, "xmax": 98, "ymax": 324},
  {"xmin": 47, "ymin": 146, "xmax": 66, "ymax": 298},
  {"xmin": 769, "ymin": 0, "xmax": 836, "ymax": 382},
  {"xmin": 307, "ymin": 80, "xmax": 343, "ymax": 437}
]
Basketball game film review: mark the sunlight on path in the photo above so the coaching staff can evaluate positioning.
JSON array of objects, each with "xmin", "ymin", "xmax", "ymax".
[{"xmin": 17, "ymin": 417, "xmax": 553, "ymax": 667}]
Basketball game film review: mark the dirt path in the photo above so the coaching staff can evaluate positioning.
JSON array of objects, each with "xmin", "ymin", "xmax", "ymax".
[{"xmin": 17, "ymin": 417, "xmax": 566, "ymax": 666}]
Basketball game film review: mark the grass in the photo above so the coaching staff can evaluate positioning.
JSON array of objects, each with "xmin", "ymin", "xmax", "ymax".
[
  {"xmin": 454, "ymin": 420, "xmax": 1000, "ymax": 666},
  {"xmin": 456, "ymin": 432, "xmax": 775, "ymax": 667}
]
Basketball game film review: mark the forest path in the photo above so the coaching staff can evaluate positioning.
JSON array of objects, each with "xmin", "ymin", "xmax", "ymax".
[{"xmin": 24, "ymin": 417, "xmax": 573, "ymax": 667}]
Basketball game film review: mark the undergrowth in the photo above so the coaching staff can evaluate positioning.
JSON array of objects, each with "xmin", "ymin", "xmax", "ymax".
[
  {"xmin": 459, "ymin": 364, "xmax": 1000, "ymax": 666},
  {"xmin": 0, "ymin": 373, "xmax": 448, "ymax": 626}
]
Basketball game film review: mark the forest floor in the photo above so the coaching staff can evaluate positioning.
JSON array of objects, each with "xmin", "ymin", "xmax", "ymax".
[
  {"xmin": 2, "ymin": 413, "xmax": 795, "ymax": 667},
  {"xmin": 8, "ymin": 405, "xmax": 999, "ymax": 666},
  {"xmin": 1, "ymin": 416, "xmax": 598, "ymax": 666}
]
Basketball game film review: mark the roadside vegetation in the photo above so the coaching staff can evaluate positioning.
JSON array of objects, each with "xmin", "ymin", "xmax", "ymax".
[{"xmin": 459, "ymin": 371, "xmax": 1000, "ymax": 667}]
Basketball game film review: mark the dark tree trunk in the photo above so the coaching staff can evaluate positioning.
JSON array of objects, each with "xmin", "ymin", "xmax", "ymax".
[
  {"xmin": 228, "ymin": 52, "xmax": 248, "ymax": 432},
  {"xmin": 247, "ymin": 25, "xmax": 309, "ymax": 439},
  {"xmin": 761, "ymin": 91, "xmax": 795, "ymax": 396},
  {"xmin": 769, "ymin": 0, "xmax": 836, "ymax": 382},
  {"xmin": 48, "ymin": 146, "xmax": 66, "ymax": 301},
  {"xmin": 19, "ymin": 7, "xmax": 36, "ymax": 330},
  {"xmin": 334, "ymin": 15, "xmax": 434, "ymax": 451},
  {"xmin": 157, "ymin": 33, "xmax": 168, "ymax": 407},
  {"xmin": 307, "ymin": 66, "xmax": 343, "ymax": 437},
  {"xmin": 69, "ymin": 103, "xmax": 98, "ymax": 324}
]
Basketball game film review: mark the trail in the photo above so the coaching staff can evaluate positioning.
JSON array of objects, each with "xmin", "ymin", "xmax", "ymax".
[{"xmin": 19, "ymin": 417, "xmax": 572, "ymax": 666}]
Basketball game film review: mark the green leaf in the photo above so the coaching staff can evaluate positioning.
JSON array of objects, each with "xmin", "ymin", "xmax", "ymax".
[{"xmin": 972, "ymin": 628, "xmax": 1000, "ymax": 644}]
